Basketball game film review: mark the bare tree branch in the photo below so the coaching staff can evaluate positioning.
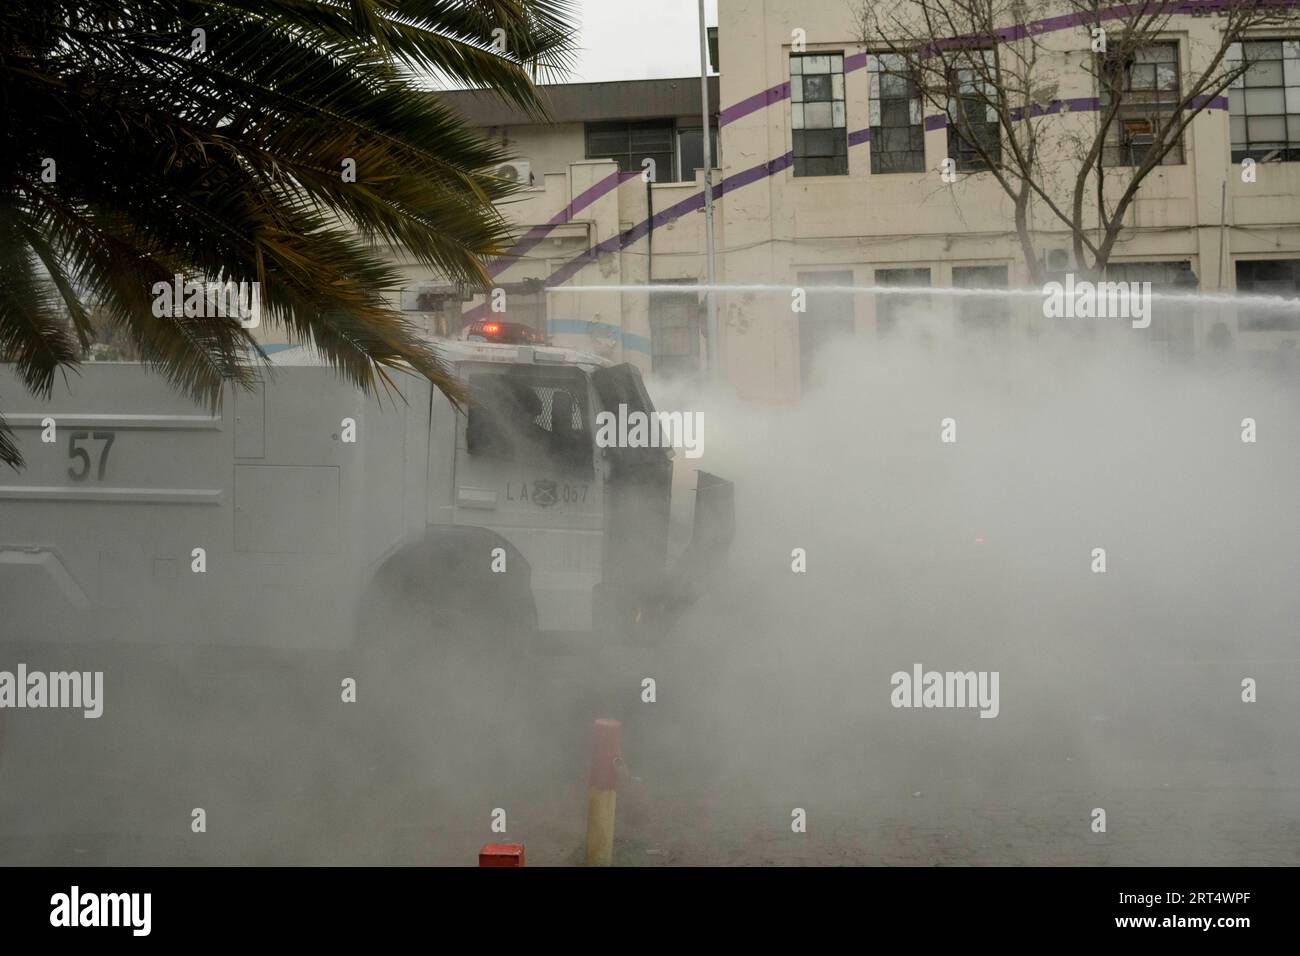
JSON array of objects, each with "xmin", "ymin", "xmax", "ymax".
[{"xmin": 851, "ymin": 0, "xmax": 1296, "ymax": 281}]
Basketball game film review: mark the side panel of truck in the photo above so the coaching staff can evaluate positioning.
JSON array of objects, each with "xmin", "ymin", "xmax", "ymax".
[{"xmin": 0, "ymin": 365, "xmax": 432, "ymax": 650}]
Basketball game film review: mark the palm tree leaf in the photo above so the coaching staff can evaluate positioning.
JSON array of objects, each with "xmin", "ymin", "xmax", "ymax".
[{"xmin": 1, "ymin": 0, "xmax": 577, "ymax": 471}]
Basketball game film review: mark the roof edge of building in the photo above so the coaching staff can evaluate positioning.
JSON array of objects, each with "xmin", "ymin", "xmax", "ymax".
[{"xmin": 436, "ymin": 75, "xmax": 720, "ymax": 127}]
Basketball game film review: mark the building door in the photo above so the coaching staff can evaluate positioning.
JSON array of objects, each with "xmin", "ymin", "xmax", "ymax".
[
  {"xmin": 875, "ymin": 267, "xmax": 931, "ymax": 337},
  {"xmin": 649, "ymin": 282, "xmax": 702, "ymax": 381},
  {"xmin": 797, "ymin": 270, "xmax": 856, "ymax": 393},
  {"xmin": 1105, "ymin": 261, "xmax": 1196, "ymax": 361}
]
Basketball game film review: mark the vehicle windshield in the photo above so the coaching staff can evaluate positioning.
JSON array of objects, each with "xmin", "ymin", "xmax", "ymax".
[
  {"xmin": 592, "ymin": 362, "xmax": 655, "ymax": 417},
  {"xmin": 465, "ymin": 366, "xmax": 593, "ymax": 474}
]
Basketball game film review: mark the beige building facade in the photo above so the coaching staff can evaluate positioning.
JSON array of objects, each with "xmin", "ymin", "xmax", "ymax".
[{"xmin": 416, "ymin": 0, "xmax": 1300, "ymax": 402}]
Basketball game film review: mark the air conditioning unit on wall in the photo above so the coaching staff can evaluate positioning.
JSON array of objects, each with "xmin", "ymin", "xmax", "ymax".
[{"xmin": 492, "ymin": 160, "xmax": 533, "ymax": 185}]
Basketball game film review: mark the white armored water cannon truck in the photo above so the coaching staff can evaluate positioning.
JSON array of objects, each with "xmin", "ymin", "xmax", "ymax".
[{"xmin": 0, "ymin": 340, "xmax": 734, "ymax": 662}]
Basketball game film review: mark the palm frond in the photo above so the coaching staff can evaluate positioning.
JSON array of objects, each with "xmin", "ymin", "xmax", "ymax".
[{"xmin": 0, "ymin": 0, "xmax": 576, "ymax": 468}]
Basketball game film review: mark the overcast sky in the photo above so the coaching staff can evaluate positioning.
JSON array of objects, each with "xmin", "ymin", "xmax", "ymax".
[{"xmin": 565, "ymin": 0, "xmax": 718, "ymax": 83}]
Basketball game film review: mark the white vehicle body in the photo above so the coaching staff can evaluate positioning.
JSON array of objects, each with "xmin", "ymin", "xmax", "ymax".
[{"xmin": 0, "ymin": 343, "xmax": 732, "ymax": 652}]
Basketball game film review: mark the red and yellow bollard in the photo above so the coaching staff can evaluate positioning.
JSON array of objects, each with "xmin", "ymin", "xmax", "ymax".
[{"xmin": 585, "ymin": 718, "xmax": 621, "ymax": 867}]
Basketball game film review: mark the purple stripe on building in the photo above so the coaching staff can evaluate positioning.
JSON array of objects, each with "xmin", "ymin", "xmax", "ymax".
[
  {"xmin": 719, "ymin": 81, "xmax": 791, "ymax": 126},
  {"xmin": 486, "ymin": 168, "xmax": 634, "ymax": 277},
  {"xmin": 921, "ymin": 1, "xmax": 1300, "ymax": 59},
  {"xmin": 1065, "ymin": 96, "xmax": 1103, "ymax": 114},
  {"xmin": 1188, "ymin": 93, "xmax": 1230, "ymax": 111},
  {"xmin": 537, "ymin": 152, "xmax": 795, "ymax": 295},
  {"xmin": 718, "ymin": 0, "xmax": 1300, "ymax": 127},
  {"xmin": 468, "ymin": 0, "xmax": 1282, "ymax": 323},
  {"xmin": 531, "ymin": 86, "xmax": 1239, "ymax": 304},
  {"xmin": 720, "ymin": 59, "xmax": 871, "ymax": 129},
  {"xmin": 557, "ymin": 170, "xmax": 640, "ymax": 224},
  {"xmin": 717, "ymin": 150, "xmax": 794, "ymax": 196},
  {"xmin": 939, "ymin": 91, "xmax": 1225, "ymax": 129},
  {"xmin": 1006, "ymin": 96, "xmax": 1101, "ymax": 121}
]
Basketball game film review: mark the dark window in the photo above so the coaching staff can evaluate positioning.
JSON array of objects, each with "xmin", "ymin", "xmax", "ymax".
[
  {"xmin": 1106, "ymin": 260, "xmax": 1196, "ymax": 358},
  {"xmin": 796, "ymin": 271, "xmax": 855, "ymax": 393},
  {"xmin": 677, "ymin": 125, "xmax": 719, "ymax": 182},
  {"xmin": 947, "ymin": 51, "xmax": 1000, "ymax": 171},
  {"xmin": 649, "ymin": 282, "xmax": 701, "ymax": 380},
  {"xmin": 791, "ymin": 52, "xmax": 848, "ymax": 176},
  {"xmin": 585, "ymin": 120, "xmax": 675, "ymax": 179},
  {"xmin": 1102, "ymin": 42, "xmax": 1184, "ymax": 167},
  {"xmin": 875, "ymin": 267, "xmax": 931, "ymax": 336},
  {"xmin": 1236, "ymin": 259, "xmax": 1300, "ymax": 331},
  {"xmin": 1228, "ymin": 39, "xmax": 1300, "ymax": 163},
  {"xmin": 869, "ymin": 53, "xmax": 925, "ymax": 173},
  {"xmin": 466, "ymin": 368, "xmax": 592, "ymax": 473},
  {"xmin": 952, "ymin": 265, "xmax": 1009, "ymax": 330}
]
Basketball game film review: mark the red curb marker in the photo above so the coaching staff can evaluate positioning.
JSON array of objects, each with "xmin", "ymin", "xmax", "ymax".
[{"xmin": 479, "ymin": 843, "xmax": 525, "ymax": 867}]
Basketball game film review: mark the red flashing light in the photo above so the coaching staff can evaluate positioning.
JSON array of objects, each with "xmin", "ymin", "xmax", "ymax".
[{"xmin": 482, "ymin": 322, "xmax": 501, "ymax": 335}]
